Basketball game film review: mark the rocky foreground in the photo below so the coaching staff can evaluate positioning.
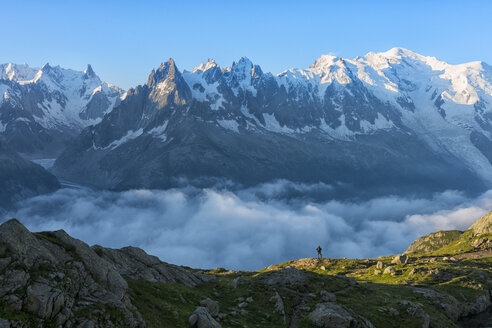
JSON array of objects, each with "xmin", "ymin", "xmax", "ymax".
[{"xmin": 0, "ymin": 212, "xmax": 491, "ymax": 328}]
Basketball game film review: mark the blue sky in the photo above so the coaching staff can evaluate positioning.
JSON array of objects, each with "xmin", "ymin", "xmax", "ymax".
[{"xmin": 1, "ymin": 0, "xmax": 491, "ymax": 89}]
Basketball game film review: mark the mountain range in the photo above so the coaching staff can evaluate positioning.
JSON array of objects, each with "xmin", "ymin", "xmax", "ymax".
[
  {"xmin": 2, "ymin": 48, "xmax": 492, "ymax": 201},
  {"xmin": 0, "ymin": 62, "xmax": 123, "ymax": 157},
  {"xmin": 47, "ymin": 48, "xmax": 492, "ymax": 197}
]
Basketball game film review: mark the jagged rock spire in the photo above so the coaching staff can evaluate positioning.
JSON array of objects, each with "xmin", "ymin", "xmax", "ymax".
[
  {"xmin": 83, "ymin": 64, "xmax": 96, "ymax": 78},
  {"xmin": 147, "ymin": 58, "xmax": 192, "ymax": 107}
]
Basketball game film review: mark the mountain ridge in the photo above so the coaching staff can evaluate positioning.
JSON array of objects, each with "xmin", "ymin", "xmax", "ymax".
[
  {"xmin": 52, "ymin": 48, "xmax": 492, "ymax": 197},
  {"xmin": 0, "ymin": 62, "xmax": 124, "ymax": 157},
  {"xmin": 0, "ymin": 141, "xmax": 59, "ymax": 209}
]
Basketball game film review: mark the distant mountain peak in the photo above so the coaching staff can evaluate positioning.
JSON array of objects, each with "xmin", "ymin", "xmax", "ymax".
[
  {"xmin": 232, "ymin": 56, "xmax": 253, "ymax": 69},
  {"xmin": 41, "ymin": 62, "xmax": 52, "ymax": 71},
  {"xmin": 381, "ymin": 47, "xmax": 417, "ymax": 58},
  {"xmin": 310, "ymin": 54, "xmax": 338, "ymax": 69},
  {"xmin": 83, "ymin": 64, "xmax": 96, "ymax": 79},
  {"xmin": 192, "ymin": 59, "xmax": 218, "ymax": 73},
  {"xmin": 147, "ymin": 58, "xmax": 191, "ymax": 106},
  {"xmin": 147, "ymin": 58, "xmax": 181, "ymax": 88}
]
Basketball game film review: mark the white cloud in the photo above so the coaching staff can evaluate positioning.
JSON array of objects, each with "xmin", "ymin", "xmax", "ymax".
[{"xmin": 5, "ymin": 183, "xmax": 491, "ymax": 270}]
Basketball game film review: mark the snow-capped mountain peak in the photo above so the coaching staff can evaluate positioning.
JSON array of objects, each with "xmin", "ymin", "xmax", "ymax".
[
  {"xmin": 0, "ymin": 62, "xmax": 124, "ymax": 156},
  {"xmin": 230, "ymin": 57, "xmax": 254, "ymax": 74},
  {"xmin": 1, "ymin": 63, "xmax": 38, "ymax": 82},
  {"xmin": 380, "ymin": 47, "xmax": 419, "ymax": 59},
  {"xmin": 192, "ymin": 59, "xmax": 218, "ymax": 73},
  {"xmin": 147, "ymin": 58, "xmax": 191, "ymax": 107},
  {"xmin": 147, "ymin": 58, "xmax": 179, "ymax": 88},
  {"xmin": 310, "ymin": 54, "xmax": 339, "ymax": 69}
]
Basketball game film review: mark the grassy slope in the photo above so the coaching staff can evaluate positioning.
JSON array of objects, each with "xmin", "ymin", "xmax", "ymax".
[
  {"xmin": 126, "ymin": 255, "xmax": 491, "ymax": 328},
  {"xmin": 126, "ymin": 227, "xmax": 492, "ymax": 328}
]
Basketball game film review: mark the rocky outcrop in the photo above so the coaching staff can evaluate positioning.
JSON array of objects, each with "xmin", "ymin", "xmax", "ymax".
[
  {"xmin": 308, "ymin": 302, "xmax": 356, "ymax": 328},
  {"xmin": 261, "ymin": 266, "xmax": 306, "ymax": 286},
  {"xmin": 270, "ymin": 290, "xmax": 286, "ymax": 324},
  {"xmin": 0, "ymin": 218, "xmax": 212, "ymax": 327},
  {"xmin": 411, "ymin": 287, "xmax": 492, "ymax": 322},
  {"xmin": 92, "ymin": 245, "xmax": 214, "ymax": 287},
  {"xmin": 405, "ymin": 230, "xmax": 463, "ymax": 254},
  {"xmin": 188, "ymin": 307, "xmax": 221, "ymax": 328},
  {"xmin": 405, "ymin": 211, "xmax": 492, "ymax": 256},
  {"xmin": 320, "ymin": 290, "xmax": 336, "ymax": 302},
  {"xmin": 400, "ymin": 300, "xmax": 430, "ymax": 328},
  {"xmin": 469, "ymin": 211, "xmax": 492, "ymax": 236}
]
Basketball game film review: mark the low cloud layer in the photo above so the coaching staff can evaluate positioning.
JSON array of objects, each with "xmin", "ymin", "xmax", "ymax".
[{"xmin": 4, "ymin": 181, "xmax": 492, "ymax": 270}]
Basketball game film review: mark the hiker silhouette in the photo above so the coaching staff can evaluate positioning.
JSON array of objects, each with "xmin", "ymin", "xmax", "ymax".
[{"xmin": 316, "ymin": 245, "xmax": 322, "ymax": 260}]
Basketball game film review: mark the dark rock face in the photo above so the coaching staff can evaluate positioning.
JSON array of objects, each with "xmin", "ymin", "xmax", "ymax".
[
  {"xmin": 0, "ymin": 219, "xmax": 213, "ymax": 328},
  {"xmin": 0, "ymin": 142, "xmax": 59, "ymax": 209}
]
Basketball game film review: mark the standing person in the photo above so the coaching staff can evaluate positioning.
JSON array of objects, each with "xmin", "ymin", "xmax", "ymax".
[{"xmin": 316, "ymin": 245, "xmax": 322, "ymax": 260}]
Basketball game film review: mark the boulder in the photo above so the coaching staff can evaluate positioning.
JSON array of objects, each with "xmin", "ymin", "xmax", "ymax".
[
  {"xmin": 427, "ymin": 269, "xmax": 442, "ymax": 278},
  {"xmin": 231, "ymin": 277, "xmax": 243, "ymax": 288},
  {"xmin": 50, "ymin": 230, "xmax": 128, "ymax": 300},
  {"xmin": 3, "ymin": 294, "xmax": 22, "ymax": 311},
  {"xmin": 404, "ymin": 301, "xmax": 430, "ymax": 328},
  {"xmin": 374, "ymin": 269, "xmax": 381, "ymax": 275},
  {"xmin": 391, "ymin": 254, "xmax": 408, "ymax": 266},
  {"xmin": 388, "ymin": 308, "xmax": 399, "ymax": 316},
  {"xmin": 0, "ymin": 269, "xmax": 29, "ymax": 297},
  {"xmin": 383, "ymin": 266, "xmax": 396, "ymax": 275},
  {"xmin": 262, "ymin": 267, "xmax": 305, "ymax": 286},
  {"xmin": 320, "ymin": 290, "xmax": 336, "ymax": 302},
  {"xmin": 54, "ymin": 308, "xmax": 72, "ymax": 326},
  {"xmin": 200, "ymin": 298, "xmax": 219, "ymax": 317},
  {"xmin": 270, "ymin": 290, "xmax": 286, "ymax": 324},
  {"xmin": 188, "ymin": 307, "xmax": 221, "ymax": 328},
  {"xmin": 376, "ymin": 261, "xmax": 385, "ymax": 269},
  {"xmin": 309, "ymin": 302, "xmax": 355, "ymax": 328},
  {"xmin": 26, "ymin": 282, "xmax": 64, "ymax": 319}
]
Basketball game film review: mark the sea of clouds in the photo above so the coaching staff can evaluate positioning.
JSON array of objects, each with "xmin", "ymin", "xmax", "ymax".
[{"xmin": 4, "ymin": 180, "xmax": 492, "ymax": 270}]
